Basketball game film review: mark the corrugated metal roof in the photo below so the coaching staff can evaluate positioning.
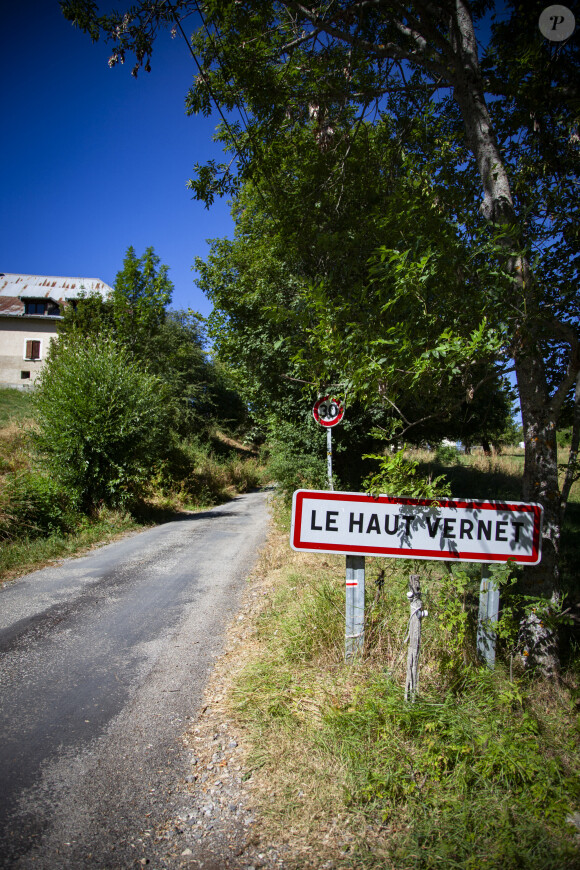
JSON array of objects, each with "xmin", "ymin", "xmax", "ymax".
[{"xmin": 0, "ymin": 272, "xmax": 113, "ymax": 304}]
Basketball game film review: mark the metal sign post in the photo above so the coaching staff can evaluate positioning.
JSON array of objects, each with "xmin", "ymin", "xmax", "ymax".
[
  {"xmin": 326, "ymin": 428, "xmax": 333, "ymax": 491},
  {"xmin": 313, "ymin": 395, "xmax": 344, "ymax": 492},
  {"xmin": 345, "ymin": 555, "xmax": 365, "ymax": 660},
  {"xmin": 313, "ymin": 397, "xmax": 364, "ymax": 660}
]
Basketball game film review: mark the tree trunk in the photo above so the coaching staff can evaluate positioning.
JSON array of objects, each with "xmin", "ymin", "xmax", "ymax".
[
  {"xmin": 515, "ymin": 349, "xmax": 561, "ymax": 674},
  {"xmin": 451, "ymin": 4, "xmax": 561, "ymax": 673}
]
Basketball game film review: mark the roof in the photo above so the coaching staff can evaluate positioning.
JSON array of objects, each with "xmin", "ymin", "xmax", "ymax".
[
  {"xmin": 0, "ymin": 272, "xmax": 113, "ymax": 318},
  {"xmin": 0, "ymin": 273, "xmax": 113, "ymax": 302}
]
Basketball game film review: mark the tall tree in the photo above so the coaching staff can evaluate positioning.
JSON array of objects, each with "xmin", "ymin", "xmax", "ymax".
[
  {"xmin": 59, "ymin": 247, "xmax": 230, "ymax": 435},
  {"xmin": 112, "ymin": 245, "xmax": 173, "ymax": 350},
  {"xmin": 62, "ymin": 0, "xmax": 580, "ymax": 671}
]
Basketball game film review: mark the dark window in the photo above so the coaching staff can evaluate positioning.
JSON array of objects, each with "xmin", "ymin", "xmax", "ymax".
[
  {"xmin": 25, "ymin": 340, "xmax": 41, "ymax": 360},
  {"xmin": 21, "ymin": 371, "xmax": 31, "ymax": 380},
  {"xmin": 25, "ymin": 300, "xmax": 47, "ymax": 315}
]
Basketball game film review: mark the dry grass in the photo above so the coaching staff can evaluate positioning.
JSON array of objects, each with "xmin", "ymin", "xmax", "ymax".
[
  {"xmin": 210, "ymin": 498, "xmax": 580, "ymax": 870},
  {"xmin": 208, "ymin": 523, "xmax": 408, "ymax": 867},
  {"xmin": 0, "ymin": 420, "xmax": 33, "ymax": 475}
]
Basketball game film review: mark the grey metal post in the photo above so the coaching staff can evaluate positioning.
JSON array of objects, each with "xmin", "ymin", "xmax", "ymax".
[
  {"xmin": 345, "ymin": 555, "xmax": 365, "ymax": 661},
  {"xmin": 477, "ymin": 564, "xmax": 500, "ymax": 669},
  {"xmin": 405, "ymin": 574, "xmax": 427, "ymax": 701},
  {"xmin": 327, "ymin": 427, "xmax": 333, "ymax": 490}
]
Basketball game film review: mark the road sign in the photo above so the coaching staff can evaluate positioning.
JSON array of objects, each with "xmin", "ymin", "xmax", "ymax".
[
  {"xmin": 313, "ymin": 396, "xmax": 344, "ymax": 428},
  {"xmin": 291, "ymin": 490, "xmax": 543, "ymax": 564}
]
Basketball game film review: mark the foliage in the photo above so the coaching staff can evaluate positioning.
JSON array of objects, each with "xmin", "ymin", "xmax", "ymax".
[
  {"xmin": 0, "ymin": 471, "xmax": 79, "ymax": 541},
  {"xmin": 32, "ymin": 334, "xmax": 172, "ymax": 511},
  {"xmin": 61, "ymin": 0, "xmax": 580, "ymax": 668},
  {"xmin": 0, "ymin": 388, "xmax": 34, "ymax": 426},
  {"xmin": 363, "ymin": 439, "xmax": 451, "ymax": 500},
  {"xmin": 60, "ymin": 247, "xmax": 248, "ymax": 437},
  {"xmin": 266, "ymin": 417, "xmax": 329, "ymax": 503},
  {"xmin": 148, "ymin": 433, "xmax": 264, "ymax": 510},
  {"xmin": 434, "ymin": 442, "xmax": 459, "ymax": 465},
  {"xmin": 229, "ymin": 523, "xmax": 580, "ymax": 869},
  {"xmin": 325, "ymin": 672, "xmax": 578, "ymax": 869},
  {"xmin": 111, "ymin": 245, "xmax": 173, "ymax": 349}
]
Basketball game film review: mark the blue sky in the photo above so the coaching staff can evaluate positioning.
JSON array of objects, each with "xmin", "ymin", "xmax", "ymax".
[{"xmin": 0, "ymin": 1, "xmax": 232, "ymax": 316}]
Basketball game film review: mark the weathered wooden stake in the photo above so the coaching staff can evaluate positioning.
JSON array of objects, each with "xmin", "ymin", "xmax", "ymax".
[
  {"xmin": 345, "ymin": 555, "xmax": 365, "ymax": 661},
  {"xmin": 405, "ymin": 574, "xmax": 427, "ymax": 701},
  {"xmin": 476, "ymin": 564, "xmax": 500, "ymax": 669}
]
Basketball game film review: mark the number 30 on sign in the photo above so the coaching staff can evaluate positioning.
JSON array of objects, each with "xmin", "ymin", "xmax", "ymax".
[{"xmin": 313, "ymin": 396, "xmax": 344, "ymax": 427}]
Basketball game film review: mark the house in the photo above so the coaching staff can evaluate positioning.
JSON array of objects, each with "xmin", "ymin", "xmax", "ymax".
[{"xmin": 0, "ymin": 273, "xmax": 113, "ymax": 389}]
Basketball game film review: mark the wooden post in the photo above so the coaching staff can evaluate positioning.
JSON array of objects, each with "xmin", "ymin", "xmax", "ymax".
[
  {"xmin": 405, "ymin": 574, "xmax": 427, "ymax": 701},
  {"xmin": 345, "ymin": 555, "xmax": 365, "ymax": 661}
]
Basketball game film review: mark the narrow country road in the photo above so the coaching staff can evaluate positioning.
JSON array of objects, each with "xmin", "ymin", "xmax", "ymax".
[{"xmin": 0, "ymin": 489, "xmax": 270, "ymax": 869}]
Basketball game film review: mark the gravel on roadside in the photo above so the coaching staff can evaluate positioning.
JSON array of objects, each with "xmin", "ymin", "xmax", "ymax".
[{"xmin": 149, "ymin": 576, "xmax": 290, "ymax": 870}]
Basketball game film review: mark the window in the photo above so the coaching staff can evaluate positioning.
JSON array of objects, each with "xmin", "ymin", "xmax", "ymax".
[
  {"xmin": 21, "ymin": 371, "xmax": 31, "ymax": 380},
  {"xmin": 25, "ymin": 300, "xmax": 47, "ymax": 315},
  {"xmin": 25, "ymin": 340, "xmax": 41, "ymax": 360}
]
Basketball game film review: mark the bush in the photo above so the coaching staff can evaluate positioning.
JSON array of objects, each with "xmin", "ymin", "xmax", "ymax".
[
  {"xmin": 266, "ymin": 418, "xmax": 329, "ymax": 502},
  {"xmin": 0, "ymin": 471, "xmax": 79, "ymax": 540},
  {"xmin": 435, "ymin": 441, "xmax": 460, "ymax": 464},
  {"xmin": 32, "ymin": 335, "xmax": 173, "ymax": 511}
]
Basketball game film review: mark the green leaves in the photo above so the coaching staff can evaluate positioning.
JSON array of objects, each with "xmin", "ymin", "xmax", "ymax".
[{"xmin": 32, "ymin": 335, "xmax": 173, "ymax": 511}]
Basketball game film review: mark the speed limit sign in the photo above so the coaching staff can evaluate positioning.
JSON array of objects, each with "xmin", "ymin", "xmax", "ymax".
[{"xmin": 313, "ymin": 396, "xmax": 344, "ymax": 427}]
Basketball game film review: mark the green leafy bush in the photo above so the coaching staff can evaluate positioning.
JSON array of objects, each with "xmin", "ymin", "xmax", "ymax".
[
  {"xmin": 32, "ymin": 335, "xmax": 172, "ymax": 511},
  {"xmin": 0, "ymin": 471, "xmax": 79, "ymax": 540},
  {"xmin": 435, "ymin": 441, "xmax": 460, "ymax": 464},
  {"xmin": 364, "ymin": 442, "xmax": 451, "ymax": 499},
  {"xmin": 267, "ymin": 419, "xmax": 329, "ymax": 502}
]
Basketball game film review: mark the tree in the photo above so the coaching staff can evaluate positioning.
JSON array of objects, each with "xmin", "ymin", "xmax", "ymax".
[
  {"xmin": 32, "ymin": 334, "xmax": 172, "ymax": 511},
  {"xmin": 59, "ymin": 247, "xmax": 232, "ymax": 436},
  {"xmin": 196, "ymin": 131, "xmax": 515, "ymax": 456},
  {"xmin": 62, "ymin": 0, "xmax": 580, "ymax": 672},
  {"xmin": 112, "ymin": 244, "xmax": 173, "ymax": 351}
]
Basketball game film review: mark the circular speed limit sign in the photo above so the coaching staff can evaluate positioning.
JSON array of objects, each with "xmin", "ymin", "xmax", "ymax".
[{"xmin": 313, "ymin": 396, "xmax": 344, "ymax": 428}]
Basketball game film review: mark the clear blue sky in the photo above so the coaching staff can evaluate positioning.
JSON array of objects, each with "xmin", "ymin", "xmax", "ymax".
[{"xmin": 0, "ymin": 1, "xmax": 233, "ymax": 316}]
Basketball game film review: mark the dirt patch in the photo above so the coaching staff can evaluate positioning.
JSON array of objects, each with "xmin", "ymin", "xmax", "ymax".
[{"xmin": 152, "ymin": 535, "xmax": 291, "ymax": 869}]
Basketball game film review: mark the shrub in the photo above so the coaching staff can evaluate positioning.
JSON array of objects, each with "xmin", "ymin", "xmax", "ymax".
[
  {"xmin": 267, "ymin": 419, "xmax": 329, "ymax": 502},
  {"xmin": 435, "ymin": 441, "xmax": 460, "ymax": 464},
  {"xmin": 32, "ymin": 335, "xmax": 173, "ymax": 511},
  {"xmin": 0, "ymin": 471, "xmax": 78, "ymax": 540}
]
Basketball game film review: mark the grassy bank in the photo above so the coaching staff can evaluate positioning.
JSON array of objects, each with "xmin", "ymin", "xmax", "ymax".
[
  {"xmin": 0, "ymin": 388, "xmax": 266, "ymax": 583},
  {"xmin": 222, "ymin": 451, "xmax": 580, "ymax": 870}
]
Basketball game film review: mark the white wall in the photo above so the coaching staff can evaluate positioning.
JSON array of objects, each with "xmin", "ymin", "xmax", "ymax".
[{"xmin": 0, "ymin": 317, "xmax": 59, "ymax": 388}]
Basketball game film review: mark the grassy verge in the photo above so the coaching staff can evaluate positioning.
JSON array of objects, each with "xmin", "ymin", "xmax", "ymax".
[
  {"xmin": 222, "ymin": 488, "xmax": 580, "ymax": 868},
  {"xmin": 0, "ymin": 510, "xmax": 143, "ymax": 583},
  {"xmin": 0, "ymin": 387, "xmax": 267, "ymax": 584}
]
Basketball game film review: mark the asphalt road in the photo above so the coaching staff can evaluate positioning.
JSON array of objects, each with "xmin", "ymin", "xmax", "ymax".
[{"xmin": 0, "ymin": 489, "xmax": 270, "ymax": 869}]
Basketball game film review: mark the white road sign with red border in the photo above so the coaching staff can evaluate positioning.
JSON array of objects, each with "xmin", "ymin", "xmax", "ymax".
[{"xmin": 291, "ymin": 490, "xmax": 543, "ymax": 564}]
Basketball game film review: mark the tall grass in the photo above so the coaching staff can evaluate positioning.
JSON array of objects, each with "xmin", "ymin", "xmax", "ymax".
[
  {"xmin": 226, "ymin": 490, "xmax": 580, "ymax": 869},
  {"xmin": 0, "ymin": 389, "xmax": 266, "ymax": 583}
]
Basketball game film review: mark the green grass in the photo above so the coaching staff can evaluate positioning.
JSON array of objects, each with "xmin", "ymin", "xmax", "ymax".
[
  {"xmin": 0, "ymin": 387, "xmax": 34, "ymax": 426},
  {"xmin": 0, "ymin": 510, "xmax": 143, "ymax": 583},
  {"xmin": 225, "ymin": 471, "xmax": 580, "ymax": 870},
  {"xmin": 0, "ymin": 387, "xmax": 267, "ymax": 583}
]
